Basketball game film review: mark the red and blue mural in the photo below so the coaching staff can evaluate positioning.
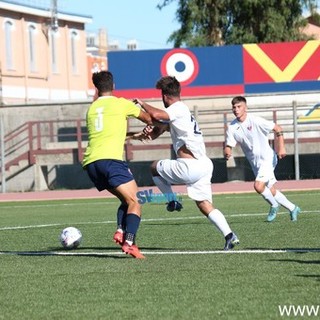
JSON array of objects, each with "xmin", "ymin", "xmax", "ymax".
[{"xmin": 107, "ymin": 40, "xmax": 320, "ymax": 99}]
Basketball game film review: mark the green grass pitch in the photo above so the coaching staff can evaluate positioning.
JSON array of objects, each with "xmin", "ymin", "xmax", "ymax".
[{"xmin": 0, "ymin": 190, "xmax": 319, "ymax": 319}]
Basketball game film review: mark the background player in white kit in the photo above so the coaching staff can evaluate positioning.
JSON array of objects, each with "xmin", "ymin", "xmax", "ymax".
[
  {"xmin": 135, "ymin": 76, "xmax": 239, "ymax": 250},
  {"xmin": 224, "ymin": 96, "xmax": 300, "ymax": 222}
]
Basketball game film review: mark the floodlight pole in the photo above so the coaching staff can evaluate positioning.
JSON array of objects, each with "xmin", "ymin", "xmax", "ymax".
[
  {"xmin": 51, "ymin": 0, "xmax": 58, "ymax": 31},
  {"xmin": 0, "ymin": 62, "xmax": 3, "ymax": 106},
  {"xmin": 293, "ymin": 101, "xmax": 300, "ymax": 181},
  {"xmin": 0, "ymin": 113, "xmax": 5, "ymax": 193}
]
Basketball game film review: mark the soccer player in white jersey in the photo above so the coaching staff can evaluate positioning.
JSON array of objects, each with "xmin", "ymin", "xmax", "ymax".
[
  {"xmin": 224, "ymin": 96, "xmax": 300, "ymax": 222},
  {"xmin": 135, "ymin": 76, "xmax": 239, "ymax": 251}
]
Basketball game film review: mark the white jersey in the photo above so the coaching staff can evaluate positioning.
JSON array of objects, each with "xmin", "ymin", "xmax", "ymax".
[
  {"xmin": 165, "ymin": 101, "xmax": 206, "ymax": 159},
  {"xmin": 226, "ymin": 113, "xmax": 277, "ymax": 172}
]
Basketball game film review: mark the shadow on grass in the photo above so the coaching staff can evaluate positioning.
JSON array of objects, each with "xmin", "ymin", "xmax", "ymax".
[
  {"xmin": 144, "ymin": 221, "xmax": 205, "ymax": 226},
  {"xmin": 296, "ymin": 274, "xmax": 320, "ymax": 281},
  {"xmin": 0, "ymin": 249, "xmax": 126, "ymax": 259},
  {"xmin": 79, "ymin": 246, "xmax": 177, "ymax": 251},
  {"xmin": 270, "ymin": 258, "xmax": 320, "ymax": 264},
  {"xmin": 269, "ymin": 251, "xmax": 320, "ymax": 266},
  {"xmin": 0, "ymin": 244, "xmax": 178, "ymax": 259},
  {"xmin": 270, "ymin": 258, "xmax": 320, "ymax": 281}
]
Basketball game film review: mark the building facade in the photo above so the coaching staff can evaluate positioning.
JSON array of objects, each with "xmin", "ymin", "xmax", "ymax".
[{"xmin": 0, "ymin": 0, "xmax": 92, "ymax": 105}]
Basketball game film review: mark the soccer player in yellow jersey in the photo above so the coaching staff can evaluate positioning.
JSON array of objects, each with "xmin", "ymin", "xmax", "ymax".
[{"xmin": 82, "ymin": 71, "xmax": 152, "ymax": 259}]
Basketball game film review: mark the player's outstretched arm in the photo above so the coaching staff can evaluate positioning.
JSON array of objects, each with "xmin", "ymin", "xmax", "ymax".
[
  {"xmin": 137, "ymin": 109, "xmax": 153, "ymax": 126},
  {"xmin": 143, "ymin": 124, "xmax": 168, "ymax": 141},
  {"xmin": 273, "ymin": 124, "xmax": 286, "ymax": 159},
  {"xmin": 126, "ymin": 131, "xmax": 151, "ymax": 143},
  {"xmin": 133, "ymin": 98, "xmax": 169, "ymax": 122}
]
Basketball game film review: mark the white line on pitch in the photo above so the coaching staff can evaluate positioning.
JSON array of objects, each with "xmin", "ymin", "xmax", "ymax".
[
  {"xmin": 0, "ymin": 248, "xmax": 319, "ymax": 256},
  {"xmin": 0, "ymin": 210, "xmax": 319, "ymax": 231},
  {"xmin": 0, "ymin": 190, "xmax": 318, "ymax": 208},
  {"xmin": 140, "ymin": 249, "xmax": 320, "ymax": 254}
]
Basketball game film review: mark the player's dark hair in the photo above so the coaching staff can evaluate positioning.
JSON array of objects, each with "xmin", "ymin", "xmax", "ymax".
[
  {"xmin": 92, "ymin": 71, "xmax": 113, "ymax": 93},
  {"xmin": 231, "ymin": 96, "xmax": 246, "ymax": 105},
  {"xmin": 156, "ymin": 76, "xmax": 181, "ymax": 97}
]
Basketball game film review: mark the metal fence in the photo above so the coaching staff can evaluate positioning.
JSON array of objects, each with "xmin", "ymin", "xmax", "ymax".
[{"xmin": 0, "ymin": 100, "xmax": 319, "ymax": 192}]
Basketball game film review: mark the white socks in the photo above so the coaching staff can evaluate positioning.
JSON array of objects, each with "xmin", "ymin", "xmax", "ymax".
[
  {"xmin": 207, "ymin": 209, "xmax": 232, "ymax": 237},
  {"xmin": 274, "ymin": 190, "xmax": 295, "ymax": 211},
  {"xmin": 261, "ymin": 187, "xmax": 296, "ymax": 211},
  {"xmin": 152, "ymin": 176, "xmax": 175, "ymax": 201},
  {"xmin": 261, "ymin": 187, "xmax": 278, "ymax": 207}
]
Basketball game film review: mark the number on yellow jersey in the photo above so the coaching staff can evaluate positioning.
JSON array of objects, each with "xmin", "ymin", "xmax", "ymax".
[{"xmin": 95, "ymin": 107, "xmax": 104, "ymax": 132}]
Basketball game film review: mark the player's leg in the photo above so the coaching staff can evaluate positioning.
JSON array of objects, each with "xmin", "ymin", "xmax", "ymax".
[
  {"xmin": 100, "ymin": 160, "xmax": 144, "ymax": 258},
  {"xmin": 196, "ymin": 200, "xmax": 239, "ymax": 250},
  {"xmin": 188, "ymin": 157, "xmax": 239, "ymax": 250},
  {"xmin": 85, "ymin": 160, "xmax": 127, "ymax": 241},
  {"xmin": 115, "ymin": 203, "xmax": 128, "ymax": 242},
  {"xmin": 270, "ymin": 184, "xmax": 301, "ymax": 221},
  {"xmin": 114, "ymin": 181, "xmax": 145, "ymax": 259},
  {"xmin": 265, "ymin": 158, "xmax": 301, "ymax": 221},
  {"xmin": 196, "ymin": 199, "xmax": 231, "ymax": 234},
  {"xmin": 86, "ymin": 160, "xmax": 144, "ymax": 258},
  {"xmin": 255, "ymin": 180, "xmax": 279, "ymax": 205},
  {"xmin": 151, "ymin": 160, "xmax": 183, "ymax": 212},
  {"xmin": 107, "ymin": 189, "xmax": 127, "ymax": 245},
  {"xmin": 254, "ymin": 166, "xmax": 280, "ymax": 222}
]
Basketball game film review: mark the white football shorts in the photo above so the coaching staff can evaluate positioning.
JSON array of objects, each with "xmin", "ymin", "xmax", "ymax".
[
  {"xmin": 156, "ymin": 157, "xmax": 213, "ymax": 202},
  {"xmin": 254, "ymin": 162, "xmax": 277, "ymax": 188}
]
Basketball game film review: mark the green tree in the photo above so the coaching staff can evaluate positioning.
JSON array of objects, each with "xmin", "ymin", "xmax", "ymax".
[
  {"xmin": 224, "ymin": 0, "xmax": 310, "ymax": 44},
  {"xmin": 158, "ymin": 0, "xmax": 227, "ymax": 46},
  {"xmin": 158, "ymin": 0, "xmax": 319, "ymax": 46}
]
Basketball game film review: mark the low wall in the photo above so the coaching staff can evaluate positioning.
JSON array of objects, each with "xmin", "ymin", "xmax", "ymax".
[
  {"xmin": 42, "ymin": 154, "xmax": 320, "ymax": 191},
  {"xmin": 1, "ymin": 93, "xmax": 319, "ymax": 192}
]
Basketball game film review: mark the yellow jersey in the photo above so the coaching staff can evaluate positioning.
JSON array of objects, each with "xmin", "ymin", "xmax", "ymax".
[{"xmin": 82, "ymin": 96, "xmax": 140, "ymax": 167}]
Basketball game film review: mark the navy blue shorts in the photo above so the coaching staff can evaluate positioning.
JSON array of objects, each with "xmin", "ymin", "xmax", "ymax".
[{"xmin": 85, "ymin": 159, "xmax": 134, "ymax": 191}]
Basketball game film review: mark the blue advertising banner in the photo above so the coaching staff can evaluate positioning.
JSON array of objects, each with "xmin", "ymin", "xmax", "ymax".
[
  {"xmin": 107, "ymin": 41, "xmax": 320, "ymax": 99},
  {"xmin": 108, "ymin": 46, "xmax": 244, "ymax": 98}
]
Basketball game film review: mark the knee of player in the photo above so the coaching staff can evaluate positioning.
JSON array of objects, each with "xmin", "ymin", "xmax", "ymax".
[
  {"xmin": 195, "ymin": 200, "xmax": 213, "ymax": 215},
  {"xmin": 254, "ymin": 182, "xmax": 265, "ymax": 194}
]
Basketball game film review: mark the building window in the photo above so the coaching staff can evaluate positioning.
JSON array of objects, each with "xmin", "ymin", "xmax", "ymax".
[
  {"xmin": 127, "ymin": 40, "xmax": 137, "ymax": 50},
  {"xmin": 86, "ymin": 33, "xmax": 97, "ymax": 47},
  {"xmin": 71, "ymin": 30, "xmax": 78, "ymax": 74},
  {"xmin": 28, "ymin": 24, "xmax": 37, "ymax": 72},
  {"xmin": 4, "ymin": 20, "xmax": 14, "ymax": 70}
]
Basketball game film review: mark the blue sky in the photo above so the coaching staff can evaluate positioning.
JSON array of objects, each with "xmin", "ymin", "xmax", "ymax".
[
  {"xmin": 60, "ymin": 0, "xmax": 179, "ymax": 50},
  {"xmin": 19, "ymin": 0, "xmax": 319, "ymax": 49}
]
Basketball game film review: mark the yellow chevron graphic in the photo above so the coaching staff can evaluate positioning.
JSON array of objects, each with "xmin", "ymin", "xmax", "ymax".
[
  {"xmin": 243, "ymin": 41, "xmax": 320, "ymax": 82},
  {"xmin": 298, "ymin": 104, "xmax": 320, "ymax": 123}
]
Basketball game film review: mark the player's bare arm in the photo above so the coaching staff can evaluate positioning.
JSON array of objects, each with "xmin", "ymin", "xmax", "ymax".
[
  {"xmin": 137, "ymin": 109, "xmax": 153, "ymax": 126},
  {"xmin": 133, "ymin": 98, "xmax": 170, "ymax": 122},
  {"xmin": 126, "ymin": 131, "xmax": 146, "ymax": 141},
  {"xmin": 273, "ymin": 124, "xmax": 286, "ymax": 159},
  {"xmin": 126, "ymin": 132, "xmax": 152, "ymax": 143},
  {"xmin": 126, "ymin": 109, "xmax": 153, "ymax": 142},
  {"xmin": 127, "ymin": 123, "xmax": 168, "ymax": 143},
  {"xmin": 224, "ymin": 145, "xmax": 233, "ymax": 160},
  {"xmin": 143, "ymin": 123, "xmax": 169, "ymax": 140}
]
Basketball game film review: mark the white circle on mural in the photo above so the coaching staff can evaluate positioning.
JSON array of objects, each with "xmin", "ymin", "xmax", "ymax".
[
  {"xmin": 160, "ymin": 49, "xmax": 199, "ymax": 86},
  {"xmin": 165, "ymin": 53, "xmax": 195, "ymax": 82}
]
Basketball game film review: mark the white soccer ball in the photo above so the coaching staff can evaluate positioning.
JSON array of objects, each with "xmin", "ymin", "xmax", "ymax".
[{"xmin": 60, "ymin": 227, "xmax": 82, "ymax": 249}]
